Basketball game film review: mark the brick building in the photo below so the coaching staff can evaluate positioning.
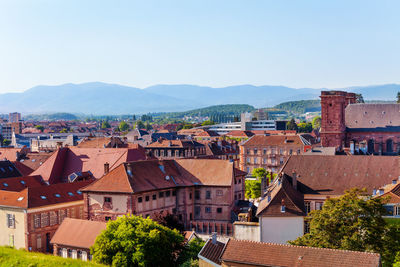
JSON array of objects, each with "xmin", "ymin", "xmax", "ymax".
[
  {"xmin": 320, "ymin": 90, "xmax": 400, "ymax": 154},
  {"xmin": 81, "ymin": 159, "xmax": 246, "ymax": 235},
  {"xmin": 145, "ymin": 139, "xmax": 206, "ymax": 159},
  {"xmin": 239, "ymin": 135, "xmax": 312, "ymax": 174},
  {"xmin": 0, "ymin": 180, "xmax": 93, "ymax": 252}
]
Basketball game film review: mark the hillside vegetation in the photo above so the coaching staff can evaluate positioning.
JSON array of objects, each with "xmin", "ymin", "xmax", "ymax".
[
  {"xmin": 273, "ymin": 100, "xmax": 321, "ymax": 114},
  {"xmin": 0, "ymin": 246, "xmax": 104, "ymax": 267}
]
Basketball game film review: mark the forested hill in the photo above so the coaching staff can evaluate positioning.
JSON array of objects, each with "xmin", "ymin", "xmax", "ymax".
[
  {"xmin": 273, "ymin": 100, "xmax": 321, "ymax": 114},
  {"xmin": 153, "ymin": 104, "xmax": 255, "ymax": 119}
]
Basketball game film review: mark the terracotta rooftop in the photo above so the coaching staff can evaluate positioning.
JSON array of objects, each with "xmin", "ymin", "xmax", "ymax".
[
  {"xmin": 257, "ymin": 176, "xmax": 305, "ymax": 216},
  {"xmin": 345, "ymin": 103, "xmax": 400, "ymax": 129},
  {"xmin": 196, "ymin": 131, "xmax": 220, "ymax": 137},
  {"xmin": 0, "ymin": 175, "xmax": 45, "ymax": 192},
  {"xmin": 241, "ymin": 135, "xmax": 307, "ymax": 147},
  {"xmin": 82, "ymin": 159, "xmax": 239, "ymax": 194},
  {"xmin": 0, "ymin": 160, "xmax": 22, "ymax": 179},
  {"xmin": 225, "ymin": 131, "xmax": 254, "ymax": 138},
  {"xmin": 282, "ymin": 155, "xmax": 400, "ymax": 196},
  {"xmin": 31, "ymin": 147, "xmax": 146, "ymax": 184},
  {"xmin": 18, "ymin": 152, "xmax": 54, "ymax": 171},
  {"xmin": 12, "ymin": 161, "xmax": 34, "ymax": 176},
  {"xmin": 51, "ymin": 218, "xmax": 106, "ymax": 249},
  {"xmin": 221, "ymin": 239, "xmax": 381, "ymax": 267},
  {"xmin": 198, "ymin": 238, "xmax": 226, "ymax": 265},
  {"xmin": 0, "ymin": 179, "xmax": 94, "ymax": 208},
  {"xmin": 146, "ymin": 139, "xmax": 204, "ymax": 148}
]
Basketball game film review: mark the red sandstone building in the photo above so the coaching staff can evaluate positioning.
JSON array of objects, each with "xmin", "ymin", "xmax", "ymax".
[
  {"xmin": 320, "ymin": 90, "xmax": 400, "ymax": 154},
  {"xmin": 81, "ymin": 159, "xmax": 246, "ymax": 235}
]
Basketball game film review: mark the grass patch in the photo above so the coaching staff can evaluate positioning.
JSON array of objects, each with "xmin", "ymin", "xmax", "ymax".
[
  {"xmin": 384, "ymin": 217, "xmax": 400, "ymax": 226},
  {"xmin": 0, "ymin": 246, "xmax": 104, "ymax": 267}
]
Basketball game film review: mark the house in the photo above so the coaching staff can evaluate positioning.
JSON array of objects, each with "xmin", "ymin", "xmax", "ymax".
[
  {"xmin": 51, "ymin": 218, "xmax": 106, "ymax": 261},
  {"xmin": 30, "ymin": 134, "xmax": 78, "ymax": 152},
  {"xmin": 320, "ymin": 91, "xmax": 400, "ymax": 155},
  {"xmin": 0, "ymin": 179, "xmax": 94, "ymax": 252},
  {"xmin": 31, "ymin": 146, "xmax": 147, "ymax": 184},
  {"xmin": 145, "ymin": 139, "xmax": 206, "ymax": 159},
  {"xmin": 81, "ymin": 159, "xmax": 246, "ymax": 235},
  {"xmin": 193, "ymin": 131, "xmax": 220, "ymax": 141},
  {"xmin": 77, "ymin": 136, "xmax": 127, "ymax": 148},
  {"xmin": 239, "ymin": 135, "xmax": 311, "ymax": 174},
  {"xmin": 374, "ymin": 180, "xmax": 400, "ymax": 217},
  {"xmin": 198, "ymin": 238, "xmax": 381, "ymax": 267},
  {"xmin": 256, "ymin": 155, "xmax": 400, "ymax": 244}
]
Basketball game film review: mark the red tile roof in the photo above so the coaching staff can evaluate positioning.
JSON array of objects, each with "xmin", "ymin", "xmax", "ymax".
[
  {"xmin": 31, "ymin": 147, "xmax": 146, "ymax": 184},
  {"xmin": 225, "ymin": 131, "xmax": 254, "ymax": 138},
  {"xmin": 0, "ymin": 179, "xmax": 94, "ymax": 208},
  {"xmin": 12, "ymin": 161, "xmax": 34, "ymax": 176},
  {"xmin": 0, "ymin": 160, "xmax": 22, "ymax": 178},
  {"xmin": 221, "ymin": 239, "xmax": 381, "ymax": 267},
  {"xmin": 198, "ymin": 238, "xmax": 226, "ymax": 265},
  {"xmin": 242, "ymin": 135, "xmax": 306, "ymax": 147},
  {"xmin": 51, "ymin": 218, "xmax": 106, "ymax": 249},
  {"xmin": 0, "ymin": 175, "xmax": 45, "ymax": 191},
  {"xmin": 82, "ymin": 159, "xmax": 237, "ymax": 194},
  {"xmin": 282, "ymin": 155, "xmax": 400, "ymax": 196},
  {"xmin": 146, "ymin": 139, "xmax": 204, "ymax": 148}
]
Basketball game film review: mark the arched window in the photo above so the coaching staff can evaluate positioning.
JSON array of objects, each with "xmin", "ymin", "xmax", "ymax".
[
  {"xmin": 386, "ymin": 139, "xmax": 393, "ymax": 153},
  {"xmin": 368, "ymin": 139, "xmax": 375, "ymax": 154}
]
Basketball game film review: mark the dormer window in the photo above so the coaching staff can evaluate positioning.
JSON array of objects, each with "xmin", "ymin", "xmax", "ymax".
[{"xmin": 40, "ymin": 196, "xmax": 47, "ymax": 200}]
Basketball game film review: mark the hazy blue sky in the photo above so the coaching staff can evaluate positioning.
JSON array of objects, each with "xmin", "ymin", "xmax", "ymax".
[{"xmin": 0, "ymin": 0, "xmax": 399, "ymax": 93}]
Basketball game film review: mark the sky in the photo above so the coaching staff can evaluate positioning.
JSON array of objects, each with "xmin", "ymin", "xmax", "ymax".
[{"xmin": 0, "ymin": 0, "xmax": 399, "ymax": 93}]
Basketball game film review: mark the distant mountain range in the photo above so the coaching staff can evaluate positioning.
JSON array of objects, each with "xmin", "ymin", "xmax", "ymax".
[{"xmin": 0, "ymin": 82, "xmax": 398, "ymax": 115}]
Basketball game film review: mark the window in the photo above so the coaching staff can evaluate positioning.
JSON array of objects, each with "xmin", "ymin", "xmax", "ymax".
[
  {"xmin": 263, "ymin": 149, "xmax": 267, "ymax": 155},
  {"xmin": 217, "ymin": 190, "xmax": 223, "ymax": 196},
  {"xmin": 271, "ymin": 148, "xmax": 275, "ymax": 154},
  {"xmin": 238, "ymin": 178, "xmax": 241, "ymax": 184},
  {"xmin": 217, "ymin": 208, "xmax": 222, "ymax": 213},
  {"xmin": 316, "ymin": 202, "xmax": 323, "ymax": 210},
  {"xmin": 239, "ymin": 193, "xmax": 242, "ymax": 199},
  {"xmin": 105, "ymin": 216, "xmax": 111, "ymax": 221},
  {"xmin": 58, "ymin": 210, "xmax": 67, "ymax": 224},
  {"xmin": 289, "ymin": 149, "xmax": 293, "ymax": 155},
  {"xmin": 172, "ymin": 190, "xmax": 176, "ymax": 196},
  {"xmin": 263, "ymin": 158, "xmax": 267, "ymax": 164},
  {"xmin": 253, "ymin": 149, "xmax": 258, "ymax": 155},
  {"xmin": 145, "ymin": 195, "xmax": 150, "ymax": 202},
  {"xmin": 254, "ymin": 158, "xmax": 258, "ymax": 164},
  {"xmin": 138, "ymin": 197, "xmax": 143, "ymax": 203},
  {"xmin": 281, "ymin": 205, "xmax": 285, "ymax": 213},
  {"xmin": 297, "ymin": 149, "xmax": 301, "ymax": 154},
  {"xmin": 305, "ymin": 202, "xmax": 311, "ymax": 214},
  {"xmin": 7, "ymin": 214, "xmax": 15, "ymax": 228},
  {"xmin": 271, "ymin": 158, "xmax": 276, "ymax": 164},
  {"xmin": 280, "ymin": 148, "xmax": 283, "ymax": 154},
  {"xmin": 246, "ymin": 167, "xmax": 250, "ymax": 173},
  {"xmin": 166, "ymin": 191, "xmax": 171, "ymax": 197},
  {"xmin": 175, "ymin": 150, "xmax": 179, "ymax": 157},
  {"xmin": 34, "ymin": 214, "xmax": 41, "ymax": 228},
  {"xmin": 49, "ymin": 211, "xmax": 57, "ymax": 226},
  {"xmin": 280, "ymin": 157, "xmax": 284, "ymax": 164},
  {"xmin": 246, "ymin": 157, "xmax": 251, "ymax": 163},
  {"xmin": 304, "ymin": 221, "xmax": 310, "ymax": 234},
  {"xmin": 205, "ymin": 207, "xmax": 211, "ymax": 213},
  {"xmin": 195, "ymin": 190, "xmax": 200, "ymax": 200},
  {"xmin": 206, "ymin": 190, "xmax": 211, "ymax": 199},
  {"xmin": 159, "ymin": 192, "xmax": 164, "ymax": 198},
  {"xmin": 189, "ymin": 192, "xmax": 192, "ymax": 199},
  {"xmin": 395, "ymin": 206, "xmax": 400, "ymax": 216},
  {"xmin": 190, "ymin": 213, "xmax": 193, "ymax": 220},
  {"xmin": 36, "ymin": 235, "xmax": 42, "ymax": 249},
  {"xmin": 152, "ymin": 194, "xmax": 156, "ymax": 200},
  {"xmin": 104, "ymin": 197, "xmax": 112, "ymax": 203},
  {"xmin": 194, "ymin": 206, "xmax": 201, "ymax": 217},
  {"xmin": 41, "ymin": 213, "xmax": 49, "ymax": 227},
  {"xmin": 246, "ymin": 149, "xmax": 250, "ymax": 155}
]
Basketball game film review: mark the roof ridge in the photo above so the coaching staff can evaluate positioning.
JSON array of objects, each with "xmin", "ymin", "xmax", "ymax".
[{"xmin": 229, "ymin": 238, "xmax": 380, "ymax": 255}]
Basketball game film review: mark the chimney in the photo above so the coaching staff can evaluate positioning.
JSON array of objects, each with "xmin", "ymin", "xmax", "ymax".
[
  {"xmin": 211, "ymin": 232, "xmax": 217, "ymax": 244},
  {"xmin": 292, "ymin": 171, "xmax": 297, "ymax": 190},
  {"xmin": 104, "ymin": 162, "xmax": 110, "ymax": 174}
]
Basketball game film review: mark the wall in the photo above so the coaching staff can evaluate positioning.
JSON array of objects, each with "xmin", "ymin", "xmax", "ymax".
[
  {"xmin": 233, "ymin": 222, "xmax": 259, "ymax": 241},
  {"xmin": 0, "ymin": 207, "xmax": 26, "ymax": 249},
  {"xmin": 88, "ymin": 193, "xmax": 129, "ymax": 221},
  {"xmin": 260, "ymin": 216, "xmax": 303, "ymax": 244}
]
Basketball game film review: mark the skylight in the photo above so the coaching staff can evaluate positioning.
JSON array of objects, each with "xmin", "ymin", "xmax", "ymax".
[
  {"xmin": 20, "ymin": 180, "xmax": 26, "ymax": 185},
  {"xmin": 55, "ymin": 194, "xmax": 61, "ymax": 198},
  {"xmin": 8, "ymin": 166, "xmax": 13, "ymax": 171},
  {"xmin": 68, "ymin": 192, "xmax": 74, "ymax": 196},
  {"xmin": 17, "ymin": 197, "xmax": 24, "ymax": 201},
  {"xmin": 3, "ymin": 183, "xmax": 8, "ymax": 187},
  {"xmin": 76, "ymin": 190, "xmax": 82, "ymax": 195},
  {"xmin": 40, "ymin": 196, "xmax": 47, "ymax": 199}
]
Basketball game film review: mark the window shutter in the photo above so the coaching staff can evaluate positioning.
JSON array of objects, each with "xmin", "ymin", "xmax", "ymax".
[{"xmin": 12, "ymin": 214, "xmax": 15, "ymax": 228}]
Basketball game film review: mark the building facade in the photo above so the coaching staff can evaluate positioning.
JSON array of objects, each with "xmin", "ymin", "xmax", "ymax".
[
  {"xmin": 145, "ymin": 139, "xmax": 206, "ymax": 159},
  {"xmin": 81, "ymin": 159, "xmax": 246, "ymax": 235},
  {"xmin": 320, "ymin": 90, "xmax": 400, "ymax": 154}
]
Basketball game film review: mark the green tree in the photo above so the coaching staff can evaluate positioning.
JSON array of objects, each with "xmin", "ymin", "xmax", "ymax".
[
  {"xmin": 286, "ymin": 118, "xmax": 298, "ymax": 131},
  {"xmin": 182, "ymin": 124, "xmax": 194, "ymax": 129},
  {"xmin": 252, "ymin": 168, "xmax": 267, "ymax": 179},
  {"xmin": 35, "ymin": 125, "xmax": 44, "ymax": 132},
  {"xmin": 59, "ymin": 128, "xmax": 68, "ymax": 133},
  {"xmin": 177, "ymin": 238, "xmax": 205, "ymax": 266},
  {"xmin": 297, "ymin": 122, "xmax": 312, "ymax": 133},
  {"xmin": 201, "ymin": 120, "xmax": 215, "ymax": 126},
  {"xmin": 144, "ymin": 122, "xmax": 152, "ymax": 131},
  {"xmin": 311, "ymin": 116, "xmax": 321, "ymax": 129},
  {"xmin": 135, "ymin": 120, "xmax": 145, "ymax": 129},
  {"xmin": 397, "ymin": 92, "xmax": 400, "ymax": 103},
  {"xmin": 91, "ymin": 215, "xmax": 184, "ymax": 267},
  {"xmin": 289, "ymin": 188, "xmax": 400, "ymax": 266},
  {"xmin": 2, "ymin": 139, "xmax": 11, "ymax": 146},
  {"xmin": 119, "ymin": 121, "xmax": 129, "ymax": 132},
  {"xmin": 101, "ymin": 121, "xmax": 111, "ymax": 129}
]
